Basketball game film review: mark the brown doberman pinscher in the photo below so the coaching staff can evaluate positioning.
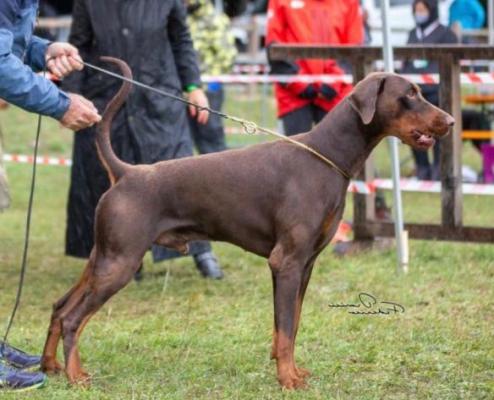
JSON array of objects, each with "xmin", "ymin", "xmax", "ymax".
[{"xmin": 41, "ymin": 57, "xmax": 454, "ymax": 389}]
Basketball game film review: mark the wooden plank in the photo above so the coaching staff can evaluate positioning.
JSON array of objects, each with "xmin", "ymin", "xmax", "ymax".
[
  {"xmin": 439, "ymin": 55, "xmax": 463, "ymax": 228},
  {"xmin": 269, "ymin": 44, "xmax": 494, "ymax": 62},
  {"xmin": 352, "ymin": 59, "xmax": 376, "ymax": 240},
  {"xmin": 362, "ymin": 222, "xmax": 494, "ymax": 243}
]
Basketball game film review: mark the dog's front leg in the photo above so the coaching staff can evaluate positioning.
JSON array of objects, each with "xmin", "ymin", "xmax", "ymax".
[
  {"xmin": 290, "ymin": 258, "xmax": 316, "ymax": 379},
  {"xmin": 269, "ymin": 248, "xmax": 309, "ymax": 390}
]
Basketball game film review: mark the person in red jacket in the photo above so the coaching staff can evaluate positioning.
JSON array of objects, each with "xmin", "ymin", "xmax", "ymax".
[{"xmin": 266, "ymin": 0, "xmax": 364, "ymax": 135}]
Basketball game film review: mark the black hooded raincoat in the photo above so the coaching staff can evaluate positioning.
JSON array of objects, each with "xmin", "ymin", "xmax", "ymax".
[{"xmin": 65, "ymin": 0, "xmax": 210, "ymax": 260}]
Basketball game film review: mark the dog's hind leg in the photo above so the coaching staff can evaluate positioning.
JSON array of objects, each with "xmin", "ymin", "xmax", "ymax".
[
  {"xmin": 41, "ymin": 264, "xmax": 93, "ymax": 374},
  {"xmin": 60, "ymin": 255, "xmax": 141, "ymax": 385}
]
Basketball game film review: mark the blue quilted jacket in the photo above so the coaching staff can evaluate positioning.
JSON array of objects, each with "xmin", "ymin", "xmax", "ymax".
[{"xmin": 0, "ymin": 0, "xmax": 69, "ymax": 119}]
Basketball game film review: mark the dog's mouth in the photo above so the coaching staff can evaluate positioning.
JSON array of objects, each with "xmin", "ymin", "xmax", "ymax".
[{"xmin": 410, "ymin": 129, "xmax": 436, "ymax": 150}]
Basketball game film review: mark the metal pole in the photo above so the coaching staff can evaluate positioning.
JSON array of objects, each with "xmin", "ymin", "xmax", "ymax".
[{"xmin": 380, "ymin": 0, "xmax": 409, "ymax": 273}]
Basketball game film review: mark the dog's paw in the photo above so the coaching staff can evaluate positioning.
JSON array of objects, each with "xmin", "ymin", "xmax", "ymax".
[
  {"xmin": 295, "ymin": 366, "xmax": 311, "ymax": 379},
  {"xmin": 41, "ymin": 358, "xmax": 64, "ymax": 375},
  {"xmin": 278, "ymin": 370, "xmax": 308, "ymax": 390},
  {"xmin": 67, "ymin": 369, "xmax": 91, "ymax": 387},
  {"xmin": 280, "ymin": 376, "xmax": 307, "ymax": 390}
]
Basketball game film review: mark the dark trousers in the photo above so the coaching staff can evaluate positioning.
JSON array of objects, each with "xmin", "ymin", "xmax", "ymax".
[
  {"xmin": 189, "ymin": 89, "xmax": 227, "ymax": 154},
  {"xmin": 281, "ymin": 104, "xmax": 327, "ymax": 136}
]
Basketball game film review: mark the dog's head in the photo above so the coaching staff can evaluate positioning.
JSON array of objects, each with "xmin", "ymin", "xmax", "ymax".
[{"xmin": 347, "ymin": 72, "xmax": 454, "ymax": 150}]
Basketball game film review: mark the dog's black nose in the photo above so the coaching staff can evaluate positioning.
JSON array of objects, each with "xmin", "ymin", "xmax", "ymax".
[{"xmin": 446, "ymin": 115, "xmax": 455, "ymax": 127}]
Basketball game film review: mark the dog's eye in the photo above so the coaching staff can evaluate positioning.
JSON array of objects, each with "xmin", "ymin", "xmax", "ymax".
[{"xmin": 407, "ymin": 89, "xmax": 417, "ymax": 99}]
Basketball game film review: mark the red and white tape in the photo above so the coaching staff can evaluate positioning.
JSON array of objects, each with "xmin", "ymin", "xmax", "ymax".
[
  {"xmin": 3, "ymin": 154, "xmax": 72, "ymax": 167},
  {"xmin": 202, "ymin": 72, "xmax": 494, "ymax": 85},
  {"xmin": 43, "ymin": 68, "xmax": 494, "ymax": 85},
  {"xmin": 349, "ymin": 178, "xmax": 494, "ymax": 196},
  {"xmin": 3, "ymin": 154, "xmax": 494, "ymax": 195}
]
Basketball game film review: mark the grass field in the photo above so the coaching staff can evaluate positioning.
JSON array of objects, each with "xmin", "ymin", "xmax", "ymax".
[{"xmin": 0, "ymin": 92, "xmax": 493, "ymax": 399}]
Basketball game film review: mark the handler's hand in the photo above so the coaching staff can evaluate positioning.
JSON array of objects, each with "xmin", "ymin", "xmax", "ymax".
[
  {"xmin": 45, "ymin": 43, "xmax": 83, "ymax": 79},
  {"xmin": 60, "ymin": 93, "xmax": 101, "ymax": 131},
  {"xmin": 188, "ymin": 89, "xmax": 209, "ymax": 125}
]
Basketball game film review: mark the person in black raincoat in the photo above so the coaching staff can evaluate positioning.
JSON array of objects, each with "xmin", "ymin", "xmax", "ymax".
[{"xmin": 65, "ymin": 0, "xmax": 224, "ymax": 279}]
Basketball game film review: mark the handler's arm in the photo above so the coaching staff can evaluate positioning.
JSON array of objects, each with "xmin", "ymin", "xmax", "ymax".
[
  {"xmin": 0, "ymin": 1, "xmax": 70, "ymax": 119},
  {"xmin": 0, "ymin": 29, "xmax": 70, "ymax": 119}
]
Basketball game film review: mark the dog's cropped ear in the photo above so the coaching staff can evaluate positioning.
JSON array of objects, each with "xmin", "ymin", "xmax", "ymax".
[{"xmin": 348, "ymin": 75, "xmax": 386, "ymax": 125}]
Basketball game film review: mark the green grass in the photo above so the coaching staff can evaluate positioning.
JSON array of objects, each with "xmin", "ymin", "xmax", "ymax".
[{"xmin": 0, "ymin": 96, "xmax": 493, "ymax": 399}]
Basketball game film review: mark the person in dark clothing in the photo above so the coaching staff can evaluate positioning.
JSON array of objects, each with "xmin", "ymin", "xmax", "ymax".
[
  {"xmin": 185, "ymin": 0, "xmax": 236, "ymax": 154},
  {"xmin": 65, "ymin": 0, "xmax": 224, "ymax": 279},
  {"xmin": 402, "ymin": 0, "xmax": 458, "ymax": 180}
]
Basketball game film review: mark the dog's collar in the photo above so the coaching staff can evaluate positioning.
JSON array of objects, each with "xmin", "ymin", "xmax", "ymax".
[{"xmin": 230, "ymin": 120, "xmax": 351, "ymax": 180}]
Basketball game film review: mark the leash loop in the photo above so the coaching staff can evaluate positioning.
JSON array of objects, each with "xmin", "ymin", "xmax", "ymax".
[{"xmin": 227, "ymin": 117, "xmax": 258, "ymax": 135}]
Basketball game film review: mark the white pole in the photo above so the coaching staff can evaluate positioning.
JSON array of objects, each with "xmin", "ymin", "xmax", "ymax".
[{"xmin": 380, "ymin": 0, "xmax": 409, "ymax": 273}]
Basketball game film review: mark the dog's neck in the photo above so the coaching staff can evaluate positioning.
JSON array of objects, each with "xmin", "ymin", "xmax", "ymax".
[{"xmin": 303, "ymin": 99, "xmax": 384, "ymax": 178}]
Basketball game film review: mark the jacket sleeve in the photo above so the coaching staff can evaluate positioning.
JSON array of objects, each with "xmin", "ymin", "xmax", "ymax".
[
  {"xmin": 0, "ymin": 23, "xmax": 69, "ymax": 119},
  {"xmin": 25, "ymin": 36, "xmax": 51, "ymax": 72},
  {"xmin": 266, "ymin": 0, "xmax": 311, "ymax": 96},
  {"xmin": 342, "ymin": 1, "xmax": 364, "ymax": 45},
  {"xmin": 64, "ymin": 0, "xmax": 93, "ymax": 94},
  {"xmin": 168, "ymin": 0, "xmax": 201, "ymax": 90}
]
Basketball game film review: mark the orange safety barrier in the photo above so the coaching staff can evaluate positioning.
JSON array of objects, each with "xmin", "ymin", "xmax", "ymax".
[{"xmin": 462, "ymin": 130, "xmax": 494, "ymax": 140}]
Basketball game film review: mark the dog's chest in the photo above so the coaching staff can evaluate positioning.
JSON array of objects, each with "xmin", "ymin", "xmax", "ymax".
[{"xmin": 315, "ymin": 211, "xmax": 340, "ymax": 249}]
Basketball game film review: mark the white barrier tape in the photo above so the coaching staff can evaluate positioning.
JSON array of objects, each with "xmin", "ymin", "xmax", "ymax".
[
  {"xmin": 202, "ymin": 73, "xmax": 494, "ymax": 85},
  {"xmin": 4, "ymin": 154, "xmax": 494, "ymax": 195},
  {"xmin": 349, "ymin": 178, "xmax": 494, "ymax": 196},
  {"xmin": 3, "ymin": 154, "xmax": 72, "ymax": 167}
]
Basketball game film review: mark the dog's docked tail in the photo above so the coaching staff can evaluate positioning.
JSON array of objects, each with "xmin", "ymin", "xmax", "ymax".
[{"xmin": 96, "ymin": 56, "xmax": 132, "ymax": 185}]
